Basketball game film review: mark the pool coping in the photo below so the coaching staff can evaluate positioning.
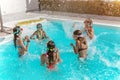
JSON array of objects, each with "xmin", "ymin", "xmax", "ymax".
[
  {"xmin": 33, "ymin": 11, "xmax": 120, "ymax": 27},
  {"xmin": 1, "ymin": 11, "xmax": 120, "ymax": 38},
  {"xmin": 0, "ymin": 18, "xmax": 47, "ymax": 45}
]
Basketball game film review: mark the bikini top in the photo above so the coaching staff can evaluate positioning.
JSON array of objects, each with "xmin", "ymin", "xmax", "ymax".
[{"xmin": 36, "ymin": 30, "xmax": 43, "ymax": 40}]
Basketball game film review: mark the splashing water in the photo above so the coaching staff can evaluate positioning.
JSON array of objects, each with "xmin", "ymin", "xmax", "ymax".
[{"xmin": 0, "ymin": 20, "xmax": 120, "ymax": 80}]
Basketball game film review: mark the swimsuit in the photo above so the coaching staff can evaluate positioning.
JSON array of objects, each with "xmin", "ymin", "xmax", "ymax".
[
  {"xmin": 36, "ymin": 30, "xmax": 44, "ymax": 40},
  {"xmin": 16, "ymin": 45, "xmax": 22, "ymax": 49},
  {"xmin": 78, "ymin": 48, "xmax": 87, "ymax": 52}
]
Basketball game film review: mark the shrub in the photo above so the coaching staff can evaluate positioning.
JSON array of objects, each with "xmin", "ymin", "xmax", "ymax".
[{"xmin": 39, "ymin": 0, "xmax": 120, "ymax": 16}]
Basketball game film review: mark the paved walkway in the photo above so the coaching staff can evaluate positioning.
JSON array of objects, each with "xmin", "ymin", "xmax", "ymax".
[
  {"xmin": 2, "ymin": 10, "xmax": 120, "ymax": 26},
  {"xmin": 1, "ymin": 11, "xmax": 120, "ymax": 36}
]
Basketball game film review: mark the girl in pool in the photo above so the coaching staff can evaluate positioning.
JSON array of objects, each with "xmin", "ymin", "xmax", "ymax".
[
  {"xmin": 13, "ymin": 26, "xmax": 30, "ymax": 57},
  {"xmin": 30, "ymin": 23, "xmax": 48, "ymax": 41},
  {"xmin": 71, "ymin": 30, "xmax": 88, "ymax": 59},
  {"xmin": 82, "ymin": 18, "xmax": 94, "ymax": 40},
  {"xmin": 40, "ymin": 40, "xmax": 61, "ymax": 69}
]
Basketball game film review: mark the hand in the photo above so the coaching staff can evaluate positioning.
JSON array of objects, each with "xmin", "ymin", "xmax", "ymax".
[
  {"xmin": 24, "ymin": 36, "xmax": 30, "ymax": 42},
  {"xmin": 70, "ymin": 43, "xmax": 74, "ymax": 47},
  {"xmin": 30, "ymin": 36, "xmax": 35, "ymax": 40}
]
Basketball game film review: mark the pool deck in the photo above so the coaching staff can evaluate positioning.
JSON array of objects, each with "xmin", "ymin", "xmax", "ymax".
[{"xmin": 0, "ymin": 10, "xmax": 120, "ymax": 37}]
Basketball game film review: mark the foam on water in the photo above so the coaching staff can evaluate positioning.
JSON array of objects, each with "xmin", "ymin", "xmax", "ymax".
[
  {"xmin": 114, "ymin": 45, "xmax": 120, "ymax": 56},
  {"xmin": 84, "ymin": 75, "xmax": 90, "ymax": 80},
  {"xmin": 100, "ymin": 55, "xmax": 120, "ymax": 70},
  {"xmin": 92, "ymin": 31, "xmax": 120, "ymax": 70},
  {"xmin": 87, "ymin": 46, "xmax": 97, "ymax": 60}
]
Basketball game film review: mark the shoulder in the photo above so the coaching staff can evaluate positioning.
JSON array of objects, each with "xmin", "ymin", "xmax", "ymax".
[
  {"xmin": 42, "ymin": 30, "xmax": 46, "ymax": 33},
  {"xmin": 76, "ymin": 39, "xmax": 80, "ymax": 44},
  {"xmin": 33, "ymin": 30, "xmax": 38, "ymax": 34},
  {"xmin": 17, "ymin": 37, "xmax": 22, "ymax": 42},
  {"xmin": 55, "ymin": 48, "xmax": 59, "ymax": 52},
  {"xmin": 32, "ymin": 30, "xmax": 37, "ymax": 33},
  {"xmin": 82, "ymin": 37, "xmax": 86, "ymax": 41},
  {"xmin": 35, "ymin": 30, "xmax": 38, "ymax": 33}
]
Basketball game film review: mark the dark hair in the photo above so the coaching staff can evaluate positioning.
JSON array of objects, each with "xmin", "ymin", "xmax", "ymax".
[
  {"xmin": 73, "ymin": 30, "xmax": 82, "ymax": 35},
  {"xmin": 48, "ymin": 51, "xmax": 54, "ymax": 65},
  {"xmin": 47, "ymin": 40, "xmax": 55, "ymax": 49},
  {"xmin": 13, "ymin": 26, "xmax": 20, "ymax": 48},
  {"xmin": 37, "ymin": 23, "xmax": 42, "ymax": 29},
  {"xmin": 47, "ymin": 40, "xmax": 56, "ymax": 65}
]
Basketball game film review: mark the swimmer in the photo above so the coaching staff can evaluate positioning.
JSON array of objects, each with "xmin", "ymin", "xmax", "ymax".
[
  {"xmin": 71, "ymin": 30, "xmax": 88, "ymax": 59},
  {"xmin": 40, "ymin": 40, "xmax": 61, "ymax": 68},
  {"xmin": 30, "ymin": 23, "xmax": 48, "ymax": 41},
  {"xmin": 82, "ymin": 18, "xmax": 94, "ymax": 40},
  {"xmin": 13, "ymin": 26, "xmax": 30, "ymax": 57}
]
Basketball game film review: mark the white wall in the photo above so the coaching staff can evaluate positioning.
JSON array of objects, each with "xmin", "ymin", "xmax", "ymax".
[
  {"xmin": 0, "ymin": 0, "xmax": 39, "ymax": 15},
  {"xmin": 26, "ymin": 0, "xmax": 39, "ymax": 11}
]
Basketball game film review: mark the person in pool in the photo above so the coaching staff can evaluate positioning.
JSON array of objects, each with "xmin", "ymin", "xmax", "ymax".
[
  {"xmin": 73, "ymin": 30, "xmax": 81, "ymax": 40},
  {"xmin": 71, "ymin": 30, "xmax": 88, "ymax": 59},
  {"xmin": 82, "ymin": 18, "xmax": 94, "ymax": 40},
  {"xmin": 40, "ymin": 40, "xmax": 61, "ymax": 68},
  {"xmin": 13, "ymin": 26, "xmax": 30, "ymax": 57},
  {"xmin": 30, "ymin": 23, "xmax": 48, "ymax": 41}
]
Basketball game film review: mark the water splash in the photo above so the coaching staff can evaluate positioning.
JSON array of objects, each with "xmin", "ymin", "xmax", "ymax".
[
  {"xmin": 62, "ymin": 21, "xmax": 84, "ymax": 39},
  {"xmin": 62, "ymin": 20, "xmax": 73, "ymax": 39},
  {"xmin": 115, "ymin": 75, "xmax": 120, "ymax": 80},
  {"xmin": 114, "ymin": 45, "xmax": 120, "ymax": 56},
  {"xmin": 84, "ymin": 75, "xmax": 90, "ymax": 80},
  {"xmin": 87, "ymin": 46, "xmax": 97, "ymax": 60},
  {"xmin": 99, "ymin": 53, "xmax": 120, "ymax": 70}
]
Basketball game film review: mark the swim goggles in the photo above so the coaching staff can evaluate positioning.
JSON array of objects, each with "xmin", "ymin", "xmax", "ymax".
[
  {"xmin": 13, "ymin": 28, "xmax": 23, "ymax": 34},
  {"xmin": 47, "ymin": 48, "xmax": 55, "ymax": 52}
]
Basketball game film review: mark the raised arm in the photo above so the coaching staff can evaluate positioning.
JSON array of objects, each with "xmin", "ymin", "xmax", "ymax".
[
  {"xmin": 30, "ymin": 31, "xmax": 37, "ymax": 39},
  {"xmin": 43, "ymin": 31, "xmax": 48, "ymax": 38}
]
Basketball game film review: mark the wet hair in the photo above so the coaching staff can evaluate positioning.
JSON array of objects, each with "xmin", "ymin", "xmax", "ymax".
[
  {"xmin": 47, "ymin": 40, "xmax": 56, "ymax": 65},
  {"xmin": 37, "ymin": 23, "xmax": 42, "ymax": 29},
  {"xmin": 13, "ymin": 26, "xmax": 21, "ymax": 34},
  {"xmin": 13, "ymin": 26, "xmax": 20, "ymax": 48},
  {"xmin": 73, "ymin": 30, "xmax": 82, "ymax": 35},
  {"xmin": 47, "ymin": 40, "xmax": 55, "ymax": 49}
]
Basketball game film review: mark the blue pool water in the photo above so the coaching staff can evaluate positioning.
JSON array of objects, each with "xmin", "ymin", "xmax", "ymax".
[{"xmin": 0, "ymin": 20, "xmax": 120, "ymax": 80}]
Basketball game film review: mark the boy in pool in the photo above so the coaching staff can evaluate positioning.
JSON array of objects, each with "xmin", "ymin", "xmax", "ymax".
[
  {"xmin": 71, "ymin": 30, "xmax": 88, "ymax": 59},
  {"xmin": 40, "ymin": 40, "xmax": 61, "ymax": 69},
  {"xmin": 30, "ymin": 23, "xmax": 48, "ymax": 41}
]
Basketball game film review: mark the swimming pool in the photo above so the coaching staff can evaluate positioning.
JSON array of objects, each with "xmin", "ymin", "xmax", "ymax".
[{"xmin": 0, "ymin": 20, "xmax": 120, "ymax": 80}]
